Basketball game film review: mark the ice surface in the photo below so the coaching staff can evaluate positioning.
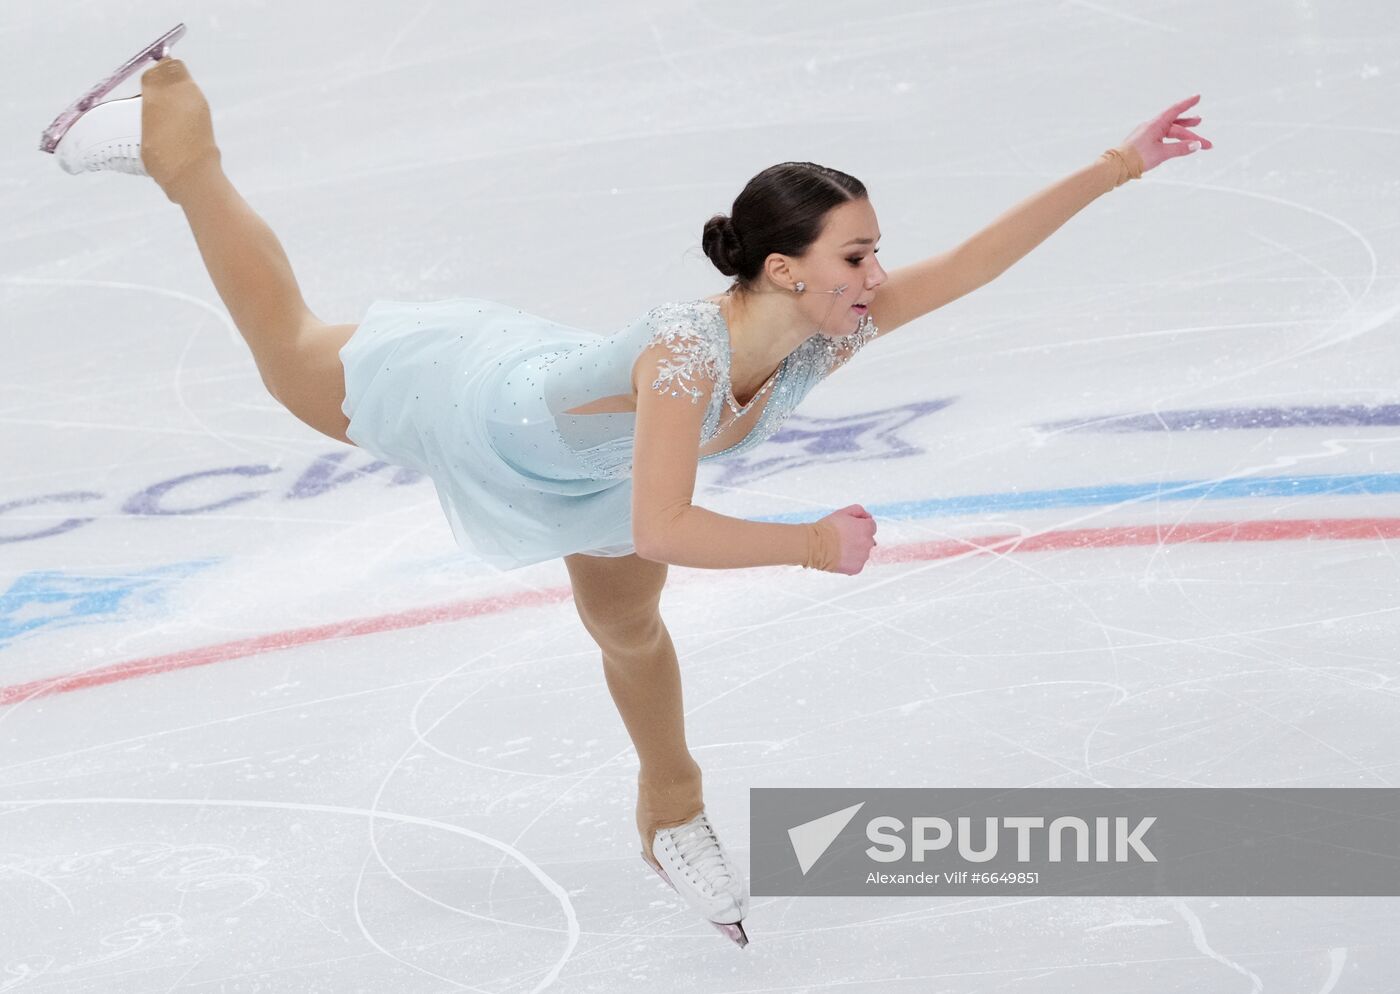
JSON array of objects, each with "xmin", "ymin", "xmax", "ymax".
[{"xmin": 3, "ymin": 1, "xmax": 1400, "ymax": 990}]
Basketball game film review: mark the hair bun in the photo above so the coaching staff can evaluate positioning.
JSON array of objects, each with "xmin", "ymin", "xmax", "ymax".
[
  {"xmin": 701, "ymin": 214, "xmax": 742, "ymax": 277},
  {"xmin": 699, "ymin": 162, "xmax": 866, "ymax": 291}
]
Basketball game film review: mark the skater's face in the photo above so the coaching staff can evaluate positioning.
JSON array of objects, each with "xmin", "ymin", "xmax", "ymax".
[{"xmin": 781, "ymin": 197, "xmax": 887, "ymax": 336}]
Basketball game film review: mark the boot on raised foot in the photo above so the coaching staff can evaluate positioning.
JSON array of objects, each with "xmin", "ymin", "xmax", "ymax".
[
  {"xmin": 53, "ymin": 95, "xmax": 147, "ymax": 176},
  {"xmin": 48, "ymin": 56, "xmax": 222, "ymax": 204}
]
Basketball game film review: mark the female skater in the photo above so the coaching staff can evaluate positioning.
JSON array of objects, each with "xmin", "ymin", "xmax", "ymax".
[{"xmin": 43, "ymin": 33, "xmax": 1211, "ymax": 947}]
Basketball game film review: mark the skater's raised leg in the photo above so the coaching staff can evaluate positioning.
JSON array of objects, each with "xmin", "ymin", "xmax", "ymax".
[
  {"xmin": 138, "ymin": 59, "xmax": 357, "ymax": 445},
  {"xmin": 562, "ymin": 551, "xmax": 705, "ymax": 868},
  {"xmin": 51, "ymin": 57, "xmax": 356, "ymax": 444}
]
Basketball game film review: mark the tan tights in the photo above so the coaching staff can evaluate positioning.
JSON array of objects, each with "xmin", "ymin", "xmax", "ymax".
[
  {"xmin": 142, "ymin": 58, "xmax": 357, "ymax": 445},
  {"xmin": 176, "ymin": 163, "xmax": 358, "ymax": 444},
  {"xmin": 563, "ymin": 552, "xmax": 705, "ymax": 868},
  {"xmin": 148, "ymin": 61, "xmax": 705, "ymax": 866}
]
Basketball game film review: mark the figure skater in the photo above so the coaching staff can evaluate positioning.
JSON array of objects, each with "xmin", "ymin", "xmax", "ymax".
[{"xmin": 42, "ymin": 28, "xmax": 1211, "ymax": 947}]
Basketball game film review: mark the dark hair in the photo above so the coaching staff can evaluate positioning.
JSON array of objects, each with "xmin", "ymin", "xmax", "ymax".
[{"xmin": 701, "ymin": 161, "xmax": 867, "ymax": 293}]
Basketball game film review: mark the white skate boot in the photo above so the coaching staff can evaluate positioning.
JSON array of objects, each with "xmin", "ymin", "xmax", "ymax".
[
  {"xmin": 642, "ymin": 810, "xmax": 751, "ymax": 947},
  {"xmin": 52, "ymin": 95, "xmax": 147, "ymax": 176},
  {"xmin": 39, "ymin": 22, "xmax": 184, "ymax": 155}
]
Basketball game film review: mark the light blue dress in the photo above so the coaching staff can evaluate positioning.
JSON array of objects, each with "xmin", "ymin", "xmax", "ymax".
[{"xmin": 338, "ymin": 297, "xmax": 878, "ymax": 570}]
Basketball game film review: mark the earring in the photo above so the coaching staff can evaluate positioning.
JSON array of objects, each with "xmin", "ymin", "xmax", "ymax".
[{"xmin": 794, "ymin": 281, "xmax": 805, "ymax": 293}]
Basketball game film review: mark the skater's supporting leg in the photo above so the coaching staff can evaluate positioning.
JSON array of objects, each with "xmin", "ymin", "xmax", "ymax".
[
  {"xmin": 142, "ymin": 59, "xmax": 355, "ymax": 444},
  {"xmin": 563, "ymin": 552, "xmax": 704, "ymax": 866}
]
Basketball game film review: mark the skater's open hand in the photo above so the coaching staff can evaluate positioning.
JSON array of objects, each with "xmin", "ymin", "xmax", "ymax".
[{"xmin": 1121, "ymin": 94, "xmax": 1212, "ymax": 173}]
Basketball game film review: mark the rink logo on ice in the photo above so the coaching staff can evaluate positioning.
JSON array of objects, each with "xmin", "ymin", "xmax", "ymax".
[
  {"xmin": 752, "ymin": 787, "xmax": 1400, "ymax": 897},
  {"xmin": 1038, "ymin": 403, "xmax": 1400, "ymax": 433},
  {"xmin": 707, "ymin": 399, "xmax": 954, "ymax": 487},
  {"xmin": 0, "ymin": 560, "xmax": 219, "ymax": 649},
  {"xmin": 1, "ymin": 402, "xmax": 947, "ymax": 545},
  {"xmin": 0, "ymin": 453, "xmax": 423, "ymax": 546}
]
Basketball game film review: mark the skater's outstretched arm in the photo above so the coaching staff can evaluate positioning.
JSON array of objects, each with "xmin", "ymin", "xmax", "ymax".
[
  {"xmin": 868, "ymin": 153, "xmax": 1132, "ymax": 337},
  {"xmin": 868, "ymin": 95, "xmax": 1212, "ymax": 338}
]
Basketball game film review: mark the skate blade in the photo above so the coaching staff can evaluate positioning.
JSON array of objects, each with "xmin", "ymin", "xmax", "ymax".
[
  {"xmin": 39, "ymin": 23, "xmax": 186, "ymax": 153},
  {"xmin": 641, "ymin": 853, "xmax": 750, "ymax": 948},
  {"xmin": 712, "ymin": 920, "xmax": 749, "ymax": 947}
]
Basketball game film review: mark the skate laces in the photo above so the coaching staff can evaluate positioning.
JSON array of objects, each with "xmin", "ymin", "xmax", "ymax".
[
  {"xmin": 670, "ymin": 815, "xmax": 732, "ymax": 893},
  {"xmin": 89, "ymin": 142, "xmax": 144, "ymax": 175}
]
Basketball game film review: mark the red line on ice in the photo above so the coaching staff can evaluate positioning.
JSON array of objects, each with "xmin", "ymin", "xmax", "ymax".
[
  {"xmin": 5, "ymin": 515, "xmax": 1399, "ymax": 708},
  {"xmin": 0, "ymin": 587, "xmax": 573, "ymax": 707}
]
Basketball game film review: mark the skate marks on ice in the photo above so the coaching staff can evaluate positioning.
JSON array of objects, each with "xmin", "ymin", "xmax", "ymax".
[{"xmin": 0, "ymin": 796, "xmax": 580, "ymax": 993}]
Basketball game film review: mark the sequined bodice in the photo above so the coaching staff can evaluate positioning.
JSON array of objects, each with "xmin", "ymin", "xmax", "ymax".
[{"xmin": 487, "ymin": 298, "xmax": 879, "ymax": 482}]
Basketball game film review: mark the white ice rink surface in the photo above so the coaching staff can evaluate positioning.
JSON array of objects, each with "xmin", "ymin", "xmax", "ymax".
[{"xmin": 5, "ymin": 1, "xmax": 1400, "ymax": 990}]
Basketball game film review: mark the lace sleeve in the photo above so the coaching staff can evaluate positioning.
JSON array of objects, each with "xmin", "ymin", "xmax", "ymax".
[{"xmin": 642, "ymin": 306, "xmax": 725, "ymax": 404}]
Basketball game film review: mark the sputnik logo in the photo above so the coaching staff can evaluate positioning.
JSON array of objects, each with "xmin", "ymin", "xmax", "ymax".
[{"xmin": 789, "ymin": 801, "xmax": 866, "ymax": 874}]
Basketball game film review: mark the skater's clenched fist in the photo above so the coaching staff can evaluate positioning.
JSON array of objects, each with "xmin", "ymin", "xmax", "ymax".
[{"xmin": 818, "ymin": 504, "xmax": 878, "ymax": 575}]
